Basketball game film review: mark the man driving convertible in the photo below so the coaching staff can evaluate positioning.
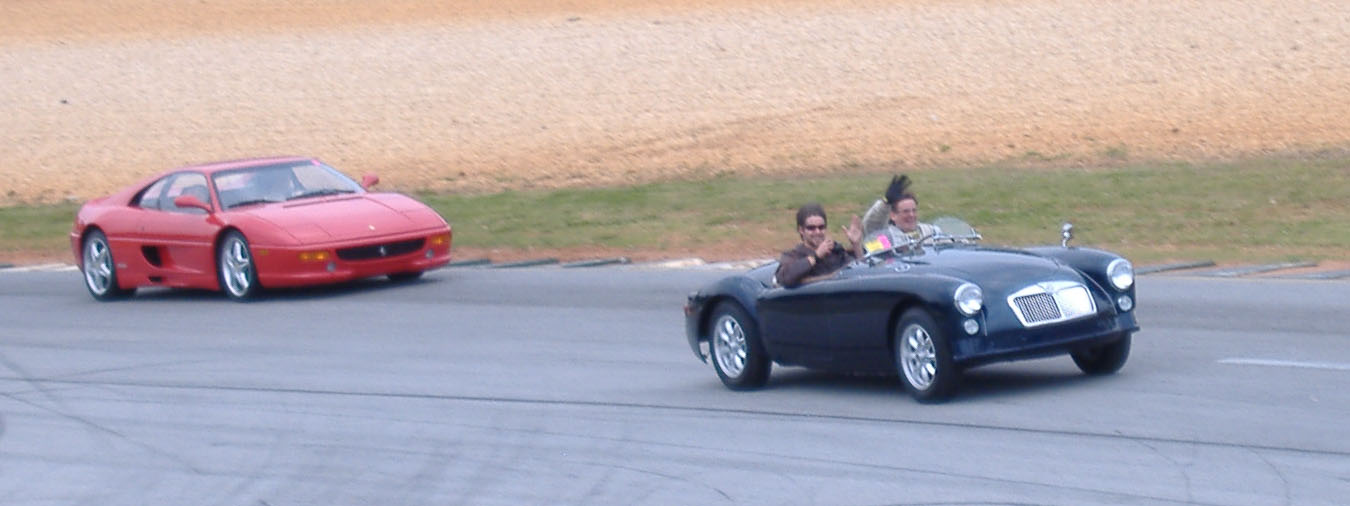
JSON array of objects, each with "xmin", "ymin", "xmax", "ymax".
[
  {"xmin": 861, "ymin": 174, "xmax": 942, "ymax": 254},
  {"xmin": 775, "ymin": 203, "xmax": 863, "ymax": 287}
]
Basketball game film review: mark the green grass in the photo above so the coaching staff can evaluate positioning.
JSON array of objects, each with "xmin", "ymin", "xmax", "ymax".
[
  {"xmin": 4, "ymin": 157, "xmax": 1347, "ymax": 265},
  {"xmin": 0, "ymin": 202, "xmax": 80, "ymax": 257}
]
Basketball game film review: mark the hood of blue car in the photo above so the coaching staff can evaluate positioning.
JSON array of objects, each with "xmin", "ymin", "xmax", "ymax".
[{"xmin": 897, "ymin": 247, "xmax": 1085, "ymax": 290}]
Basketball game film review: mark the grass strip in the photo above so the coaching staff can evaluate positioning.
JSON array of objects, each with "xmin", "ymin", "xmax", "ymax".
[{"xmin": 3, "ymin": 157, "xmax": 1346, "ymax": 264}]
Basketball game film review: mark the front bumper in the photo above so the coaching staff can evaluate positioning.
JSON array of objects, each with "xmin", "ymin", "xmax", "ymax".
[
  {"xmin": 953, "ymin": 310, "xmax": 1139, "ymax": 367},
  {"xmin": 253, "ymin": 230, "xmax": 451, "ymax": 288}
]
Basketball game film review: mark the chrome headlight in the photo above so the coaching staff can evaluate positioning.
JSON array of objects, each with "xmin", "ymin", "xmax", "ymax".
[
  {"xmin": 954, "ymin": 283, "xmax": 983, "ymax": 316},
  {"xmin": 1107, "ymin": 258, "xmax": 1134, "ymax": 290}
]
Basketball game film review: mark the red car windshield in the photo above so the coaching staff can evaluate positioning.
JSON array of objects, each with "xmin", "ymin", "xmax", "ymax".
[{"xmin": 214, "ymin": 161, "xmax": 362, "ymax": 209}]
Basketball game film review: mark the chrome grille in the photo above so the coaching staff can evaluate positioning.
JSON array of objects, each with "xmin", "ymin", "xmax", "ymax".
[
  {"xmin": 1006, "ymin": 281, "xmax": 1097, "ymax": 327},
  {"xmin": 1013, "ymin": 293, "xmax": 1061, "ymax": 323}
]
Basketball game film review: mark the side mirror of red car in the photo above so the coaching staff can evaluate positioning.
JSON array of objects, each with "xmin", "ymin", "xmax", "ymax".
[
  {"xmin": 173, "ymin": 194, "xmax": 211, "ymax": 212},
  {"xmin": 361, "ymin": 173, "xmax": 380, "ymax": 189}
]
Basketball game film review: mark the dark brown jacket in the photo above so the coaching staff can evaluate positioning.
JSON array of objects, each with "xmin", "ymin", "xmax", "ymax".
[{"xmin": 775, "ymin": 243, "xmax": 856, "ymax": 287}]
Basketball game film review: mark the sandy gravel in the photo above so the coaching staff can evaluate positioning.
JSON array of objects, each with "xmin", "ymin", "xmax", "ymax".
[{"xmin": 2, "ymin": 0, "xmax": 1349, "ymax": 206}]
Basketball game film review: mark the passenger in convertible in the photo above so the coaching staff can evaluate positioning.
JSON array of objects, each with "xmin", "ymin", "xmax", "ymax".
[
  {"xmin": 775, "ymin": 203, "xmax": 862, "ymax": 287},
  {"xmin": 861, "ymin": 174, "xmax": 942, "ymax": 254}
]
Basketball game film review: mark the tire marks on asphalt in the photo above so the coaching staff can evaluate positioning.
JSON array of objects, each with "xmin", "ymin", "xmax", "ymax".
[{"xmin": 4, "ymin": 375, "xmax": 1347, "ymax": 461}]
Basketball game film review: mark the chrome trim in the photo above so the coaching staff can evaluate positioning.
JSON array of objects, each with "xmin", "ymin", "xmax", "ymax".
[{"xmin": 1006, "ymin": 281, "xmax": 1097, "ymax": 327}]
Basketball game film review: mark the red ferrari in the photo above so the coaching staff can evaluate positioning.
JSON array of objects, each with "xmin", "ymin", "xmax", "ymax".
[{"xmin": 71, "ymin": 156, "xmax": 453, "ymax": 301}]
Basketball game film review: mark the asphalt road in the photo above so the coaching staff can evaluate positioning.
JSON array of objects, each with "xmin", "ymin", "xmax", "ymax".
[{"xmin": 1, "ymin": 268, "xmax": 1347, "ymax": 505}]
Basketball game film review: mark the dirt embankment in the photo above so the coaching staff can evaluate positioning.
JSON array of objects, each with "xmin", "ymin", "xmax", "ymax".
[{"xmin": 3, "ymin": 0, "xmax": 1348, "ymax": 207}]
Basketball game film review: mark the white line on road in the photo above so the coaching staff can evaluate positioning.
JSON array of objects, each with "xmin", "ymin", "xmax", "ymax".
[
  {"xmin": 0, "ymin": 263, "xmax": 78, "ymax": 273},
  {"xmin": 1219, "ymin": 358, "xmax": 1350, "ymax": 371}
]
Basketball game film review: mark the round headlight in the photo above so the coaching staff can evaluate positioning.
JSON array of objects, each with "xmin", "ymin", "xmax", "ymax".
[
  {"xmin": 1107, "ymin": 258, "xmax": 1134, "ymax": 290},
  {"xmin": 954, "ymin": 283, "xmax": 983, "ymax": 316}
]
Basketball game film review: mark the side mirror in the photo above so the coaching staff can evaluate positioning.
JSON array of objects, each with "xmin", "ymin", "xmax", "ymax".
[
  {"xmin": 1060, "ymin": 222, "xmax": 1074, "ymax": 247},
  {"xmin": 173, "ymin": 194, "xmax": 211, "ymax": 212},
  {"xmin": 361, "ymin": 173, "xmax": 380, "ymax": 189}
]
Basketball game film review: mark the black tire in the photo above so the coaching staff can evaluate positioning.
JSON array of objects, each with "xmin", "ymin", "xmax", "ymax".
[
  {"xmin": 388, "ymin": 271, "xmax": 424, "ymax": 282},
  {"xmin": 217, "ymin": 231, "xmax": 261, "ymax": 302},
  {"xmin": 708, "ymin": 301, "xmax": 770, "ymax": 390},
  {"xmin": 81, "ymin": 229, "xmax": 134, "ymax": 301},
  {"xmin": 1072, "ymin": 333, "xmax": 1131, "ymax": 375},
  {"xmin": 893, "ymin": 308, "xmax": 959, "ymax": 402}
]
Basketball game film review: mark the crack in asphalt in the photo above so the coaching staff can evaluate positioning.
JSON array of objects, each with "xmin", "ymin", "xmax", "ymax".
[
  {"xmin": 4, "ymin": 374, "xmax": 1346, "ymax": 463},
  {"xmin": 379, "ymin": 413, "xmax": 1219, "ymax": 505},
  {"xmin": 0, "ymin": 390, "xmax": 206, "ymax": 475}
]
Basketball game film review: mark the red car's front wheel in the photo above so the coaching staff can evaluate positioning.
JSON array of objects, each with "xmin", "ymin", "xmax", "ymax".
[
  {"xmin": 82, "ymin": 229, "xmax": 134, "ymax": 301},
  {"xmin": 218, "ymin": 231, "xmax": 261, "ymax": 302}
]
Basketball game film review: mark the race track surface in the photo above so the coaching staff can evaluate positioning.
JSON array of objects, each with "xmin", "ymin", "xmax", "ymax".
[{"xmin": 1, "ymin": 267, "xmax": 1347, "ymax": 504}]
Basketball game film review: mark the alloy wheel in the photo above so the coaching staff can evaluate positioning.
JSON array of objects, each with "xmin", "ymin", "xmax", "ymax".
[
  {"xmin": 83, "ymin": 236, "xmax": 113, "ymax": 295},
  {"xmin": 713, "ymin": 314, "xmax": 747, "ymax": 378},
  {"xmin": 900, "ymin": 323, "xmax": 938, "ymax": 390},
  {"xmin": 221, "ymin": 237, "xmax": 253, "ymax": 297}
]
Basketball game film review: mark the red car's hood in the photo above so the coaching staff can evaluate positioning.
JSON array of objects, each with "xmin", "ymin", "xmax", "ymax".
[{"xmin": 243, "ymin": 194, "xmax": 445, "ymax": 243}]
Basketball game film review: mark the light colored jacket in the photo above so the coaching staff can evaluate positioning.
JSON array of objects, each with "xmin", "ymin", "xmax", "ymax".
[{"xmin": 863, "ymin": 222, "xmax": 941, "ymax": 255}]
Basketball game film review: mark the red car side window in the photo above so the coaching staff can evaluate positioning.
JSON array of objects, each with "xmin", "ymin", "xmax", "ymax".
[
  {"xmin": 133, "ymin": 178, "xmax": 169, "ymax": 210},
  {"xmin": 162, "ymin": 173, "xmax": 211, "ymax": 215}
]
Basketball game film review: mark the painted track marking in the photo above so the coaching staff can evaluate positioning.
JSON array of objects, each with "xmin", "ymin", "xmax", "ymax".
[{"xmin": 1218, "ymin": 358, "xmax": 1350, "ymax": 372}]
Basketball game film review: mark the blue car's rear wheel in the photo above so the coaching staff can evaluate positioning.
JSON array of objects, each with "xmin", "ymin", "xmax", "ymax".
[
  {"xmin": 81, "ymin": 230, "xmax": 134, "ymax": 301},
  {"xmin": 218, "ymin": 231, "xmax": 261, "ymax": 302},
  {"xmin": 709, "ymin": 301, "xmax": 770, "ymax": 390},
  {"xmin": 894, "ymin": 308, "xmax": 958, "ymax": 402}
]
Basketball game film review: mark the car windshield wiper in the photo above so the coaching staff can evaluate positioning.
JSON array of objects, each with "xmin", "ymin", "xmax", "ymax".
[
  {"xmin": 287, "ymin": 189, "xmax": 355, "ymax": 201},
  {"xmin": 226, "ymin": 198, "xmax": 280, "ymax": 209}
]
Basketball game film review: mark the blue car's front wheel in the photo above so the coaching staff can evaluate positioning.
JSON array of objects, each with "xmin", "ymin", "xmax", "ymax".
[
  {"xmin": 709, "ymin": 301, "xmax": 770, "ymax": 390},
  {"xmin": 1072, "ymin": 333, "xmax": 1131, "ymax": 375},
  {"xmin": 894, "ymin": 308, "xmax": 959, "ymax": 402}
]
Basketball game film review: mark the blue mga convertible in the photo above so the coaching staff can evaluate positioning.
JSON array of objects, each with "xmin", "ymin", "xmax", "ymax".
[{"xmin": 683, "ymin": 217, "xmax": 1139, "ymax": 402}]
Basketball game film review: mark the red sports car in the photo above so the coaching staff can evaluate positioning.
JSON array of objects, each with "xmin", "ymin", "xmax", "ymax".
[{"xmin": 71, "ymin": 156, "xmax": 453, "ymax": 301}]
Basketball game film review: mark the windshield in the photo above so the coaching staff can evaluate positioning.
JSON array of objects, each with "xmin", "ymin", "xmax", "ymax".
[
  {"xmin": 214, "ymin": 160, "xmax": 362, "ymax": 209},
  {"xmin": 929, "ymin": 216, "xmax": 979, "ymax": 240},
  {"xmin": 860, "ymin": 215, "xmax": 981, "ymax": 263}
]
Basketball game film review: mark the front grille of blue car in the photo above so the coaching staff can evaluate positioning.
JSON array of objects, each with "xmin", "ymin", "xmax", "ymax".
[
  {"xmin": 336, "ymin": 238, "xmax": 425, "ymax": 261},
  {"xmin": 1014, "ymin": 293, "xmax": 1061, "ymax": 323},
  {"xmin": 1006, "ymin": 281, "xmax": 1097, "ymax": 327}
]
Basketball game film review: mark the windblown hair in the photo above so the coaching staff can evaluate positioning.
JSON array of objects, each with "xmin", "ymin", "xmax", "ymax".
[
  {"xmin": 884, "ymin": 174, "xmax": 917, "ymax": 209},
  {"xmin": 795, "ymin": 203, "xmax": 827, "ymax": 227}
]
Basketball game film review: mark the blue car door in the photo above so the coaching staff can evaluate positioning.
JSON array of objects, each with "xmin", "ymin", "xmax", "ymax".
[{"xmin": 757, "ymin": 281, "xmax": 837, "ymax": 368}]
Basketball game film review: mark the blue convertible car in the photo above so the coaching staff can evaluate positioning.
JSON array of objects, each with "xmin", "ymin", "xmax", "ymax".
[{"xmin": 682, "ymin": 217, "xmax": 1139, "ymax": 402}]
